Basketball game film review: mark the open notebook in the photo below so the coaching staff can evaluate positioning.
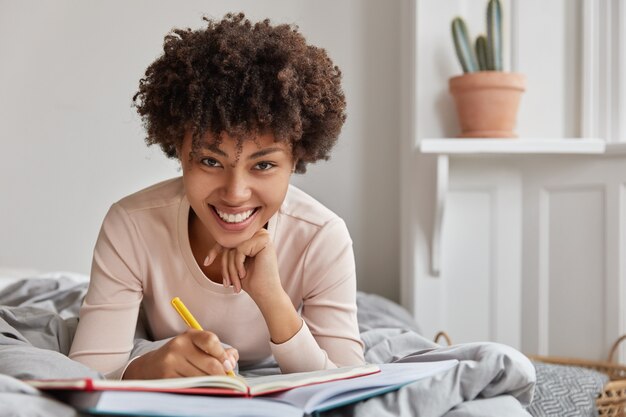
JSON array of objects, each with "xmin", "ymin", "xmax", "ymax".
[
  {"xmin": 27, "ymin": 360, "xmax": 459, "ymax": 417},
  {"xmin": 27, "ymin": 364, "xmax": 380, "ymax": 396}
]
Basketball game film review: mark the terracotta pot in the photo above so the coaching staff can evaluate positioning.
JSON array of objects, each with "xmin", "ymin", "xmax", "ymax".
[{"xmin": 449, "ymin": 71, "xmax": 526, "ymax": 138}]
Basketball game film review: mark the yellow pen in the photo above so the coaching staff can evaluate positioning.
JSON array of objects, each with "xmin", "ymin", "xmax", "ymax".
[{"xmin": 171, "ymin": 297, "xmax": 236, "ymax": 377}]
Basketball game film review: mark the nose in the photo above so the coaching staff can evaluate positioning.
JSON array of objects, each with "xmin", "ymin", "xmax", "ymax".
[{"xmin": 221, "ymin": 171, "xmax": 251, "ymax": 205}]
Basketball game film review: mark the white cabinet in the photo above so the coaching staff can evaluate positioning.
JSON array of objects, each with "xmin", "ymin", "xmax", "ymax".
[{"xmin": 406, "ymin": 138, "xmax": 626, "ymax": 361}]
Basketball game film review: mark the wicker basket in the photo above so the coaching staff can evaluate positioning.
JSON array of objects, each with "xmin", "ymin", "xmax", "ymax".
[
  {"xmin": 529, "ymin": 335, "xmax": 626, "ymax": 417},
  {"xmin": 434, "ymin": 332, "xmax": 626, "ymax": 416}
]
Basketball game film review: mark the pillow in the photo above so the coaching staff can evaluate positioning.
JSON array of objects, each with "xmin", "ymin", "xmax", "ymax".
[
  {"xmin": 527, "ymin": 361, "xmax": 608, "ymax": 417},
  {"xmin": 356, "ymin": 291, "xmax": 422, "ymax": 334}
]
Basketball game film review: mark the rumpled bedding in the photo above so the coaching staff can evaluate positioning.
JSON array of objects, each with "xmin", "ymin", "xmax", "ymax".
[{"xmin": 0, "ymin": 274, "xmax": 536, "ymax": 416}]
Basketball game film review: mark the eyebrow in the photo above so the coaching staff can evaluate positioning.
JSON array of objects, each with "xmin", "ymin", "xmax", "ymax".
[
  {"xmin": 203, "ymin": 144, "xmax": 228, "ymax": 157},
  {"xmin": 201, "ymin": 144, "xmax": 286, "ymax": 160},
  {"xmin": 248, "ymin": 147, "xmax": 286, "ymax": 159}
]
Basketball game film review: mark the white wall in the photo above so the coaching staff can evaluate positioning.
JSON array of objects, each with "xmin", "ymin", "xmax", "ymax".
[{"xmin": 0, "ymin": 1, "xmax": 402, "ymax": 301}]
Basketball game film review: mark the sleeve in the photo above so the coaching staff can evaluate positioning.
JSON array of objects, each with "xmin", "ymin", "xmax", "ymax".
[
  {"xmin": 69, "ymin": 203, "xmax": 144, "ymax": 379},
  {"xmin": 270, "ymin": 218, "xmax": 365, "ymax": 372}
]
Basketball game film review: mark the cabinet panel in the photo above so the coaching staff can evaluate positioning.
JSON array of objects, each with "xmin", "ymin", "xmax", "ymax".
[
  {"xmin": 424, "ymin": 159, "xmax": 522, "ymax": 347},
  {"xmin": 543, "ymin": 186, "xmax": 606, "ymax": 359},
  {"xmin": 442, "ymin": 190, "xmax": 493, "ymax": 342}
]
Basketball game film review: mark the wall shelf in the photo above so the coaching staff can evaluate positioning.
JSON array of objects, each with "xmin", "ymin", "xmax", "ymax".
[
  {"xmin": 418, "ymin": 138, "xmax": 606, "ymax": 275},
  {"xmin": 420, "ymin": 138, "xmax": 606, "ymax": 155}
]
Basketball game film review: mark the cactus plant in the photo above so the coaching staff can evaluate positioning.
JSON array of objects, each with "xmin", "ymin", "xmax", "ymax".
[
  {"xmin": 451, "ymin": 0, "xmax": 503, "ymax": 73},
  {"xmin": 451, "ymin": 17, "xmax": 478, "ymax": 73},
  {"xmin": 486, "ymin": 0, "xmax": 503, "ymax": 70},
  {"xmin": 475, "ymin": 35, "xmax": 488, "ymax": 71}
]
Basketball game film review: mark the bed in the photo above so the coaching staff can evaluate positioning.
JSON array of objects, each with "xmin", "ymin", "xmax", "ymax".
[{"xmin": 0, "ymin": 270, "xmax": 605, "ymax": 416}]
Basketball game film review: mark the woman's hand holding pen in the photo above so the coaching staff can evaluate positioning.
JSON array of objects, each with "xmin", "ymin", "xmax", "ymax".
[{"xmin": 122, "ymin": 330, "xmax": 239, "ymax": 379}]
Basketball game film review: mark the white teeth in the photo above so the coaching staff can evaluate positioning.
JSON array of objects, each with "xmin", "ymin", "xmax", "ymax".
[{"xmin": 215, "ymin": 208, "xmax": 254, "ymax": 224}]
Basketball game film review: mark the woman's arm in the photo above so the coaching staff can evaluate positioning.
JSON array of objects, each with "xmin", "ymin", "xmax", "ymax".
[
  {"xmin": 214, "ymin": 217, "xmax": 364, "ymax": 373},
  {"xmin": 70, "ymin": 204, "xmax": 238, "ymax": 380},
  {"xmin": 207, "ymin": 229, "xmax": 304, "ymax": 347},
  {"xmin": 69, "ymin": 204, "xmax": 144, "ymax": 379},
  {"xmin": 277, "ymin": 217, "xmax": 365, "ymax": 370}
]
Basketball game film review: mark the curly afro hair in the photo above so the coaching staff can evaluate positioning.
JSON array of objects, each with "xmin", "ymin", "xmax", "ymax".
[{"xmin": 132, "ymin": 12, "xmax": 347, "ymax": 173}]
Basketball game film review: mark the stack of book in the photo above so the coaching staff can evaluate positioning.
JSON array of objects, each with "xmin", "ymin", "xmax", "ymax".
[{"xmin": 27, "ymin": 360, "xmax": 458, "ymax": 417}]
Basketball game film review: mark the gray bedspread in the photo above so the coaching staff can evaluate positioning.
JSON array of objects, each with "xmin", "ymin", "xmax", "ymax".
[{"xmin": 0, "ymin": 275, "xmax": 536, "ymax": 416}]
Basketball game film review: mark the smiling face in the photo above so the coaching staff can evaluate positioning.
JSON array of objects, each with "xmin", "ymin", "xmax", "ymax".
[{"xmin": 180, "ymin": 131, "xmax": 294, "ymax": 249}]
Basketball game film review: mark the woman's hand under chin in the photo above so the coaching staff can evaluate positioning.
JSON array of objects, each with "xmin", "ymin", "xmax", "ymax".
[
  {"xmin": 204, "ymin": 229, "xmax": 303, "ymax": 344},
  {"xmin": 204, "ymin": 228, "xmax": 283, "ymax": 303}
]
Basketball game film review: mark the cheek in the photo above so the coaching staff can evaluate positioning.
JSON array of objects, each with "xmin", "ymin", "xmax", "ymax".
[
  {"xmin": 182, "ymin": 171, "xmax": 212, "ymax": 203},
  {"xmin": 264, "ymin": 177, "xmax": 290, "ymax": 208}
]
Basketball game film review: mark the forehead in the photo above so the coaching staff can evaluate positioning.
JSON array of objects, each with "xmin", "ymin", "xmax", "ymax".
[{"xmin": 191, "ymin": 131, "xmax": 291, "ymax": 154}]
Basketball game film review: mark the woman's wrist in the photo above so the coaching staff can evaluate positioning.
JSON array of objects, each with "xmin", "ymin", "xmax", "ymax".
[{"xmin": 256, "ymin": 290, "xmax": 302, "ymax": 344}]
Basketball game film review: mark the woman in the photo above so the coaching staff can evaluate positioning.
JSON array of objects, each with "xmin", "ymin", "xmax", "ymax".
[{"xmin": 69, "ymin": 13, "xmax": 365, "ymax": 380}]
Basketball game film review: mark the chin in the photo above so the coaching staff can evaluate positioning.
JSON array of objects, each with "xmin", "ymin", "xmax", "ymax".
[{"xmin": 214, "ymin": 231, "xmax": 258, "ymax": 249}]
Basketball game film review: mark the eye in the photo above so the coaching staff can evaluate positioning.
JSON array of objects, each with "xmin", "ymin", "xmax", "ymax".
[
  {"xmin": 254, "ymin": 161, "xmax": 275, "ymax": 171},
  {"xmin": 200, "ymin": 158, "xmax": 222, "ymax": 168}
]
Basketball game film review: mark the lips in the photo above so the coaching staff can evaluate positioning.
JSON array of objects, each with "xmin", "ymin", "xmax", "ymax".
[
  {"xmin": 215, "ymin": 208, "xmax": 256, "ymax": 224},
  {"xmin": 210, "ymin": 205, "xmax": 259, "ymax": 231}
]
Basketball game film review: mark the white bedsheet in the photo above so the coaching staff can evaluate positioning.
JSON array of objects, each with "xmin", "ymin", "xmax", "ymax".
[
  {"xmin": 0, "ymin": 269, "xmax": 88, "ymax": 292},
  {"xmin": 0, "ymin": 273, "xmax": 536, "ymax": 417}
]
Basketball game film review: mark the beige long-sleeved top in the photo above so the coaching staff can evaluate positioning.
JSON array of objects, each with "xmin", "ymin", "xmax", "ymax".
[{"xmin": 69, "ymin": 177, "xmax": 364, "ymax": 379}]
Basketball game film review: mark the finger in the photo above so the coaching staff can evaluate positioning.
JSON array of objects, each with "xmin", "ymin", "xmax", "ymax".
[
  {"xmin": 181, "ymin": 356, "xmax": 218, "ymax": 376},
  {"xmin": 238, "ymin": 230, "xmax": 271, "ymax": 258},
  {"xmin": 219, "ymin": 250, "xmax": 230, "ymax": 288},
  {"xmin": 228, "ymin": 250, "xmax": 242, "ymax": 293},
  {"xmin": 186, "ymin": 354, "xmax": 227, "ymax": 376},
  {"xmin": 204, "ymin": 243, "xmax": 223, "ymax": 267},
  {"xmin": 190, "ymin": 331, "xmax": 232, "ymax": 375},
  {"xmin": 163, "ymin": 333, "xmax": 219, "ymax": 377},
  {"xmin": 221, "ymin": 247, "xmax": 230, "ymax": 286},
  {"xmin": 225, "ymin": 347, "xmax": 239, "ymax": 364},
  {"xmin": 235, "ymin": 250, "xmax": 247, "ymax": 279},
  {"xmin": 222, "ymin": 256, "xmax": 230, "ymax": 288}
]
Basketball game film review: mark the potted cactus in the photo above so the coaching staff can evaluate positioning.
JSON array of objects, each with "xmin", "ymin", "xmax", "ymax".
[{"xmin": 449, "ymin": 0, "xmax": 525, "ymax": 138}]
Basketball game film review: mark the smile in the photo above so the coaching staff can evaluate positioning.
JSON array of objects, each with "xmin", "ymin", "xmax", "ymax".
[{"xmin": 212, "ymin": 207, "xmax": 258, "ymax": 224}]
